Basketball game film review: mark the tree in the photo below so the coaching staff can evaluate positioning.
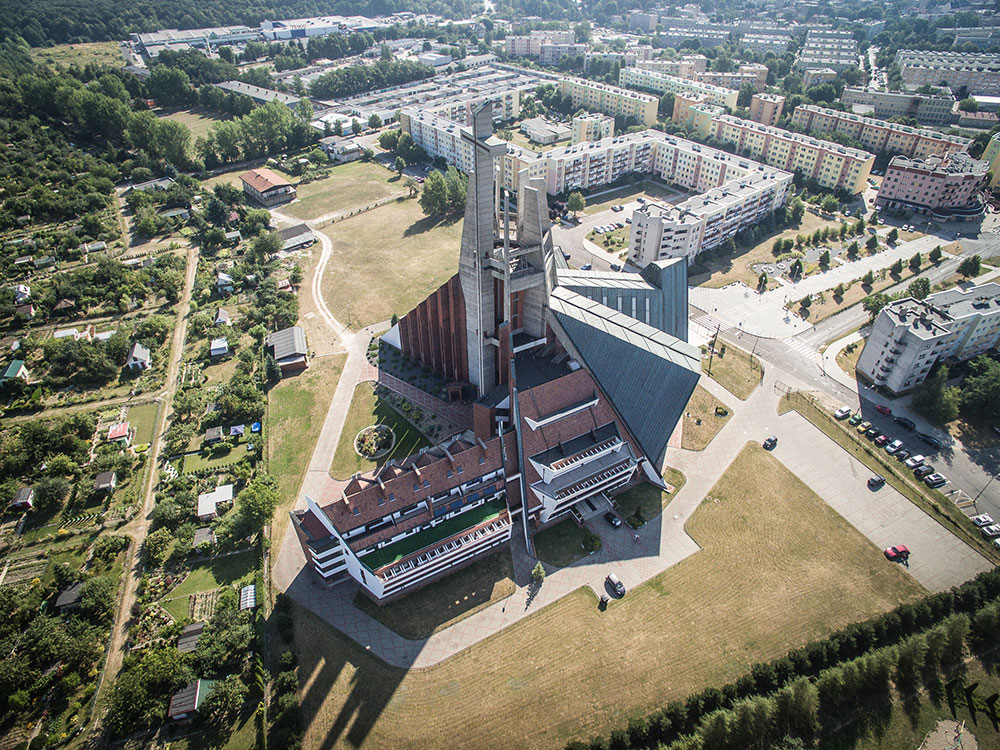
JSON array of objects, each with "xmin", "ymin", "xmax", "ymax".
[
  {"xmin": 35, "ymin": 476, "xmax": 70, "ymax": 514},
  {"xmin": 890, "ymin": 258, "xmax": 903, "ymax": 275},
  {"xmin": 862, "ymin": 292, "xmax": 889, "ymax": 320},
  {"xmin": 862, "ymin": 270, "xmax": 875, "ymax": 286},
  {"xmin": 200, "ymin": 674, "xmax": 248, "ymax": 728},
  {"xmin": 443, "ymin": 167, "xmax": 467, "ymax": 210},
  {"xmin": 419, "ymin": 169, "xmax": 448, "ymax": 216},
  {"xmin": 80, "ymin": 576, "xmax": 117, "ymax": 625},
  {"xmin": 737, "ymin": 82, "xmax": 756, "ymax": 108},
  {"xmin": 404, "ymin": 176, "xmax": 418, "ymax": 198},
  {"xmin": 332, "ymin": 119, "xmax": 343, "ymax": 137},
  {"xmin": 394, "ymin": 156, "xmax": 406, "ymax": 176},
  {"xmin": 531, "ymin": 562, "xmax": 545, "ymax": 583},
  {"xmin": 912, "ymin": 364, "xmax": 960, "ymax": 423},
  {"xmin": 930, "ymin": 246, "xmax": 943, "ymax": 263},
  {"xmin": 909, "ymin": 252, "xmax": 921, "ymax": 271},
  {"xmin": 800, "ymin": 295, "xmax": 812, "ymax": 308},
  {"xmin": 820, "ymin": 195, "xmax": 839, "ymax": 214},
  {"xmin": 234, "ymin": 474, "xmax": 279, "ymax": 534},
  {"xmin": 958, "ymin": 254, "xmax": 982, "ymax": 278},
  {"xmin": 567, "ymin": 191, "xmax": 586, "ymax": 215},
  {"xmin": 819, "ymin": 249, "xmax": 830, "ymax": 268},
  {"xmin": 847, "ymin": 241, "xmax": 860, "ymax": 258},
  {"xmin": 958, "ymin": 97, "xmax": 979, "ymax": 112},
  {"xmin": 866, "ymin": 234, "xmax": 879, "ymax": 251},
  {"xmin": 960, "ymin": 355, "xmax": 1000, "ymax": 422},
  {"xmin": 368, "ymin": 113, "xmax": 382, "ymax": 129},
  {"xmin": 378, "ymin": 129, "xmax": 400, "ymax": 151},
  {"xmin": 833, "ymin": 283, "xmax": 845, "ymax": 298},
  {"xmin": 907, "ymin": 277, "xmax": 931, "ymax": 300},
  {"xmin": 144, "ymin": 527, "xmax": 173, "ymax": 567},
  {"xmin": 351, "ymin": 118, "xmax": 362, "ymax": 135}
]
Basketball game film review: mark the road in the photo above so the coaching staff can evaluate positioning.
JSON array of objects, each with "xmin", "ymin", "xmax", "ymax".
[{"xmin": 90, "ymin": 239, "xmax": 200, "ymax": 736}]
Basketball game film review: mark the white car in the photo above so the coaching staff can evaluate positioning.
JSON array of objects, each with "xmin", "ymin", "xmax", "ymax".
[
  {"xmin": 981, "ymin": 524, "xmax": 1000, "ymax": 539},
  {"xmin": 904, "ymin": 454, "xmax": 926, "ymax": 469},
  {"xmin": 971, "ymin": 514, "xmax": 995, "ymax": 528},
  {"xmin": 885, "ymin": 439, "xmax": 904, "ymax": 454},
  {"xmin": 834, "ymin": 406, "xmax": 852, "ymax": 420}
]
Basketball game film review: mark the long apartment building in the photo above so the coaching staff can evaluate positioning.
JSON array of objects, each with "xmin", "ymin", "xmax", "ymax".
[
  {"xmin": 628, "ymin": 167, "xmax": 793, "ymax": 265},
  {"xmin": 505, "ymin": 29, "xmax": 576, "ymax": 57},
  {"xmin": 707, "ymin": 114, "xmax": 874, "ymax": 193},
  {"xmin": 840, "ymin": 87, "xmax": 956, "ymax": 126},
  {"xmin": 797, "ymin": 28, "xmax": 859, "ymax": 72},
  {"xmin": 894, "ymin": 50, "xmax": 1000, "ymax": 96},
  {"xmin": 874, "ymin": 152, "xmax": 987, "ymax": 222},
  {"xmin": 557, "ymin": 76, "xmax": 659, "ymax": 127},
  {"xmin": 634, "ymin": 55, "xmax": 709, "ymax": 77},
  {"xmin": 619, "ymin": 67, "xmax": 738, "ymax": 111},
  {"xmin": 790, "ymin": 104, "xmax": 971, "ymax": 158},
  {"xmin": 741, "ymin": 32, "xmax": 793, "ymax": 54},
  {"xmin": 857, "ymin": 283, "xmax": 1000, "ymax": 394}
]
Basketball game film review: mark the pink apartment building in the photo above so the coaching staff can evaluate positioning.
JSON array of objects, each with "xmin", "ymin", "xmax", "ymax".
[{"xmin": 874, "ymin": 152, "xmax": 987, "ymax": 222}]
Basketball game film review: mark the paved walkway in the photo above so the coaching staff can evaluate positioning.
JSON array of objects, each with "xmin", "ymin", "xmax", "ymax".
[{"xmin": 356, "ymin": 361, "xmax": 473, "ymax": 431}]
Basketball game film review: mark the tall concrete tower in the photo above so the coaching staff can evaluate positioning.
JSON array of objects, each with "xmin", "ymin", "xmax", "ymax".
[{"xmin": 459, "ymin": 103, "xmax": 508, "ymax": 397}]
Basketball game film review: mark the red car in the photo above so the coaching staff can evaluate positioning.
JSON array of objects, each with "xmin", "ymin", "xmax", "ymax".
[
  {"xmin": 884, "ymin": 545, "xmax": 910, "ymax": 562},
  {"xmin": 875, "ymin": 405, "xmax": 892, "ymax": 416}
]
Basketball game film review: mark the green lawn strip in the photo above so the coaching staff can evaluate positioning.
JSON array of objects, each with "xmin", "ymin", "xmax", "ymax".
[
  {"xmin": 360, "ymin": 500, "xmax": 506, "ymax": 571},
  {"xmin": 533, "ymin": 519, "xmax": 593, "ymax": 567},
  {"xmin": 780, "ymin": 392, "xmax": 1000, "ymax": 564},
  {"xmin": 613, "ymin": 467, "xmax": 686, "ymax": 529},
  {"xmin": 163, "ymin": 550, "xmax": 257, "ymax": 601},
  {"xmin": 702, "ymin": 342, "xmax": 761, "ymax": 400},
  {"xmin": 160, "ymin": 594, "xmax": 191, "ymax": 621},
  {"xmin": 352, "ymin": 550, "xmax": 516, "ymax": 639},
  {"xmin": 127, "ymin": 401, "xmax": 159, "ymax": 444},
  {"xmin": 682, "ymin": 384, "xmax": 732, "ymax": 451}
]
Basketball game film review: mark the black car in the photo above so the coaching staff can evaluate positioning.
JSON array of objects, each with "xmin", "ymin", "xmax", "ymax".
[
  {"xmin": 868, "ymin": 475, "xmax": 885, "ymax": 490},
  {"xmin": 895, "ymin": 449, "xmax": 911, "ymax": 462},
  {"xmin": 604, "ymin": 511, "xmax": 622, "ymax": 528},
  {"xmin": 914, "ymin": 464, "xmax": 935, "ymax": 478},
  {"xmin": 864, "ymin": 426, "xmax": 879, "ymax": 439},
  {"xmin": 917, "ymin": 432, "xmax": 943, "ymax": 449},
  {"xmin": 763, "ymin": 436, "xmax": 777, "ymax": 450},
  {"xmin": 894, "ymin": 417, "xmax": 916, "ymax": 430}
]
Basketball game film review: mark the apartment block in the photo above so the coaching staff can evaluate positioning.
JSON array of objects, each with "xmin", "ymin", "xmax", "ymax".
[
  {"xmin": 749, "ymin": 93, "xmax": 785, "ymax": 126},
  {"xmin": 790, "ymin": 104, "xmax": 971, "ymax": 158},
  {"xmin": 894, "ymin": 50, "xmax": 1000, "ymax": 96},
  {"xmin": 620, "ymin": 67, "xmax": 738, "ymax": 112},
  {"xmin": 571, "ymin": 113, "xmax": 614, "ymax": 144},
  {"xmin": 399, "ymin": 109, "xmax": 477, "ymax": 173},
  {"xmin": 875, "ymin": 152, "xmax": 987, "ymax": 221},
  {"xmin": 557, "ymin": 76, "xmax": 659, "ymax": 127},
  {"xmin": 539, "ymin": 43, "xmax": 589, "ymax": 66},
  {"xmin": 658, "ymin": 27, "xmax": 731, "ymax": 48},
  {"xmin": 857, "ymin": 283, "xmax": 1000, "ymax": 394},
  {"xmin": 797, "ymin": 29, "xmax": 859, "ymax": 72},
  {"xmin": 741, "ymin": 32, "xmax": 793, "ymax": 55},
  {"xmin": 802, "ymin": 68, "xmax": 837, "ymax": 89},
  {"xmin": 506, "ymin": 29, "xmax": 576, "ymax": 57},
  {"xmin": 632, "ymin": 59, "xmax": 766, "ymax": 92},
  {"xmin": 841, "ymin": 87, "xmax": 956, "ymax": 126},
  {"xmin": 635, "ymin": 55, "xmax": 709, "ymax": 77},
  {"xmin": 707, "ymin": 114, "xmax": 874, "ymax": 193}
]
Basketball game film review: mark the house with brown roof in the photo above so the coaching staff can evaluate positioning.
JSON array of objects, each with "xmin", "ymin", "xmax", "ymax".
[{"xmin": 239, "ymin": 168, "xmax": 296, "ymax": 207}]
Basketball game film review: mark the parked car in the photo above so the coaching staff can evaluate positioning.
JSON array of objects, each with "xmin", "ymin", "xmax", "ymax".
[
  {"xmin": 857, "ymin": 421, "xmax": 872, "ymax": 433},
  {"xmin": 980, "ymin": 524, "xmax": 1000, "ymax": 540},
  {"xmin": 895, "ymin": 449, "xmax": 911, "ymax": 462},
  {"xmin": 763, "ymin": 436, "xmax": 777, "ymax": 450},
  {"xmin": 904, "ymin": 454, "xmax": 926, "ymax": 469},
  {"xmin": 868, "ymin": 475, "xmax": 885, "ymax": 490},
  {"xmin": 914, "ymin": 464, "xmax": 935, "ymax": 478},
  {"xmin": 606, "ymin": 572, "xmax": 626, "ymax": 597},
  {"xmin": 848, "ymin": 413, "xmax": 863, "ymax": 425},
  {"xmin": 636, "ymin": 197, "xmax": 646, "ymax": 203},
  {"xmin": 834, "ymin": 406, "xmax": 852, "ymax": 420},
  {"xmin": 894, "ymin": 417, "xmax": 916, "ymax": 430},
  {"xmin": 917, "ymin": 433, "xmax": 942, "ymax": 449},
  {"xmin": 874, "ymin": 434, "xmax": 889, "ymax": 447},
  {"xmin": 625, "ymin": 217, "xmax": 632, "ymax": 224},
  {"xmin": 610, "ymin": 263, "xmax": 621, "ymax": 271},
  {"xmin": 865, "ymin": 426, "xmax": 879, "ymax": 440},
  {"xmin": 604, "ymin": 511, "xmax": 622, "ymax": 528},
  {"xmin": 884, "ymin": 545, "xmax": 910, "ymax": 562},
  {"xmin": 885, "ymin": 439, "xmax": 904, "ymax": 454},
  {"xmin": 971, "ymin": 514, "xmax": 995, "ymax": 528},
  {"xmin": 562, "ymin": 251, "xmax": 571, "ymax": 260},
  {"xmin": 924, "ymin": 473, "xmax": 947, "ymax": 488},
  {"xmin": 611, "ymin": 205, "xmax": 623, "ymax": 212},
  {"xmin": 580, "ymin": 264, "xmax": 592, "ymax": 271},
  {"xmin": 875, "ymin": 404, "xmax": 892, "ymax": 416}
]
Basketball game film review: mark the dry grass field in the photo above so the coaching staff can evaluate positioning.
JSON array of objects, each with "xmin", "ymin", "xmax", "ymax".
[
  {"xmin": 681, "ymin": 384, "xmax": 731, "ymax": 450},
  {"xmin": 319, "ymin": 198, "xmax": 462, "ymax": 329},
  {"xmin": 158, "ymin": 108, "xmax": 231, "ymax": 142},
  {"xmin": 291, "ymin": 444, "xmax": 924, "ymax": 750},
  {"xmin": 30, "ymin": 41, "xmax": 121, "ymax": 68},
  {"xmin": 703, "ymin": 341, "xmax": 761, "ymax": 400},
  {"xmin": 284, "ymin": 161, "xmax": 406, "ymax": 221}
]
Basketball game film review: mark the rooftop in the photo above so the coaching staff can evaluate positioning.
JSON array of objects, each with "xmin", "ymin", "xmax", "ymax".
[{"xmin": 239, "ymin": 168, "xmax": 292, "ymax": 194}]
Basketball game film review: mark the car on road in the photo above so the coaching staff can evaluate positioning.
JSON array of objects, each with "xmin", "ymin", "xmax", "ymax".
[
  {"xmin": 849, "ymin": 413, "xmax": 863, "ymax": 425},
  {"xmin": 611, "ymin": 205, "xmax": 623, "ymax": 212},
  {"xmin": 865, "ymin": 426, "xmax": 880, "ymax": 439},
  {"xmin": 904, "ymin": 454, "xmax": 926, "ymax": 469},
  {"xmin": 834, "ymin": 406, "xmax": 852, "ymax": 420},
  {"xmin": 857, "ymin": 421, "xmax": 872, "ymax": 433},
  {"xmin": 895, "ymin": 449, "xmax": 911, "ymax": 462},
  {"xmin": 763, "ymin": 436, "xmax": 778, "ymax": 450},
  {"xmin": 625, "ymin": 217, "xmax": 632, "ymax": 224},
  {"xmin": 563, "ymin": 251, "xmax": 571, "ymax": 260},
  {"xmin": 914, "ymin": 464, "xmax": 935, "ymax": 478},
  {"xmin": 917, "ymin": 433, "xmax": 943, "ymax": 449},
  {"xmin": 980, "ymin": 524, "xmax": 1000, "ymax": 540},
  {"xmin": 884, "ymin": 545, "xmax": 910, "ymax": 562},
  {"xmin": 580, "ymin": 264, "xmax": 592, "ymax": 271},
  {"xmin": 606, "ymin": 572, "xmax": 626, "ymax": 597},
  {"xmin": 885, "ymin": 439, "xmax": 904, "ymax": 454},
  {"xmin": 924, "ymin": 473, "xmax": 947, "ymax": 488},
  {"xmin": 636, "ymin": 197, "xmax": 646, "ymax": 203},
  {"xmin": 971, "ymin": 514, "xmax": 995, "ymax": 528},
  {"xmin": 610, "ymin": 263, "xmax": 621, "ymax": 271},
  {"xmin": 604, "ymin": 511, "xmax": 622, "ymax": 528},
  {"xmin": 875, "ymin": 404, "xmax": 892, "ymax": 415},
  {"xmin": 868, "ymin": 475, "xmax": 885, "ymax": 490},
  {"xmin": 894, "ymin": 417, "xmax": 916, "ymax": 430},
  {"xmin": 874, "ymin": 434, "xmax": 889, "ymax": 447}
]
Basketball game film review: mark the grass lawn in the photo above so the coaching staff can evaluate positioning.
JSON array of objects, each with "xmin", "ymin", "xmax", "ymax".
[
  {"xmin": 799, "ymin": 263, "xmax": 923, "ymax": 324},
  {"xmin": 158, "ymin": 108, "xmax": 230, "ymax": 142},
  {"xmin": 688, "ymin": 212, "xmax": 851, "ymax": 289},
  {"xmin": 352, "ymin": 549, "xmax": 516, "ymax": 640},
  {"xmin": 582, "ymin": 181, "xmax": 684, "ymax": 215},
  {"xmin": 703, "ymin": 341, "xmax": 761, "ymax": 400},
  {"xmin": 162, "ymin": 550, "xmax": 257, "ymax": 603},
  {"xmin": 319, "ymin": 197, "xmax": 462, "ymax": 329},
  {"xmin": 291, "ymin": 444, "xmax": 922, "ymax": 750},
  {"xmin": 178, "ymin": 447, "xmax": 249, "ymax": 474},
  {"xmin": 682, "ymin": 384, "xmax": 731, "ymax": 451},
  {"xmin": 30, "ymin": 42, "xmax": 121, "ymax": 68},
  {"xmin": 284, "ymin": 160, "xmax": 407, "ymax": 221},
  {"xmin": 269, "ymin": 354, "xmax": 346, "ymax": 540},
  {"xmin": 127, "ymin": 402, "xmax": 159, "ymax": 445},
  {"xmin": 329, "ymin": 383, "xmax": 431, "ymax": 479},
  {"xmin": 587, "ymin": 226, "xmax": 631, "ymax": 255},
  {"xmin": 779, "ymin": 391, "xmax": 1000, "ymax": 566},
  {"xmin": 533, "ymin": 519, "xmax": 593, "ymax": 567},
  {"xmin": 836, "ymin": 339, "xmax": 864, "ymax": 379},
  {"xmin": 612, "ymin": 467, "xmax": 686, "ymax": 528}
]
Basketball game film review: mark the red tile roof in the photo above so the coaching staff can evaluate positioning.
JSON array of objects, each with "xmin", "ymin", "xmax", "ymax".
[
  {"xmin": 239, "ymin": 168, "xmax": 291, "ymax": 194},
  {"xmin": 107, "ymin": 422, "xmax": 130, "ymax": 441}
]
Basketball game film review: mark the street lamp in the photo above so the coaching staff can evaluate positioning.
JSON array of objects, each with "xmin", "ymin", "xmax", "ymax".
[{"xmin": 974, "ymin": 472, "xmax": 999, "ymax": 503}]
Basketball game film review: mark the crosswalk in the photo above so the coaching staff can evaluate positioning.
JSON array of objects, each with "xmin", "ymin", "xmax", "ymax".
[
  {"xmin": 690, "ymin": 312, "xmax": 731, "ymax": 335},
  {"xmin": 783, "ymin": 338, "xmax": 817, "ymax": 358}
]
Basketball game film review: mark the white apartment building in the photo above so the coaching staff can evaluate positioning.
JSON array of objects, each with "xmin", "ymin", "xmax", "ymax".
[
  {"xmin": 572, "ymin": 113, "xmax": 614, "ymax": 144},
  {"xmin": 840, "ymin": 87, "xmax": 956, "ymax": 126},
  {"xmin": 506, "ymin": 29, "xmax": 576, "ymax": 57},
  {"xmin": 619, "ymin": 67, "xmax": 738, "ymax": 111},
  {"xmin": 857, "ymin": 283, "xmax": 1000, "ymax": 394},
  {"xmin": 894, "ymin": 50, "xmax": 1000, "ymax": 96},
  {"xmin": 741, "ymin": 32, "xmax": 793, "ymax": 54},
  {"xmin": 797, "ymin": 28, "xmax": 859, "ymax": 71},
  {"xmin": 557, "ymin": 76, "xmax": 659, "ymax": 126},
  {"xmin": 539, "ymin": 43, "xmax": 589, "ymax": 65}
]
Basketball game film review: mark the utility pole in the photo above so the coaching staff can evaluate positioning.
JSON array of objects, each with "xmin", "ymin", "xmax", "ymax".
[
  {"xmin": 707, "ymin": 323, "xmax": 721, "ymax": 375},
  {"xmin": 974, "ymin": 472, "xmax": 998, "ymax": 503}
]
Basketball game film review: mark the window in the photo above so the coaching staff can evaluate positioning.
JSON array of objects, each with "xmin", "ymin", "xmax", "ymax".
[
  {"xmin": 457, "ymin": 466, "xmax": 464, "ymax": 474},
  {"xmin": 479, "ymin": 456, "xmax": 486, "ymax": 465},
  {"xmin": 447, "ymin": 470, "xmax": 453, "ymax": 478},
  {"xmin": 413, "ymin": 483, "xmax": 419, "ymax": 492},
  {"xmin": 352, "ymin": 507, "xmax": 361, "ymax": 516},
  {"xmin": 389, "ymin": 493, "xmax": 395, "ymax": 502}
]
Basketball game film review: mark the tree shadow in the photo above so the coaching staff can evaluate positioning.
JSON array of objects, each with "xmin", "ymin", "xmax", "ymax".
[{"xmin": 402, "ymin": 213, "xmax": 461, "ymax": 238}]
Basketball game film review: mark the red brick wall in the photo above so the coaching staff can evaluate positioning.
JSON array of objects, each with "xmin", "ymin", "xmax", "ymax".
[{"xmin": 398, "ymin": 274, "xmax": 469, "ymax": 383}]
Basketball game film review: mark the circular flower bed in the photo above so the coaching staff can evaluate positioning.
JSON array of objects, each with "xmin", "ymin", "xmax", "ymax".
[{"xmin": 354, "ymin": 425, "xmax": 395, "ymax": 459}]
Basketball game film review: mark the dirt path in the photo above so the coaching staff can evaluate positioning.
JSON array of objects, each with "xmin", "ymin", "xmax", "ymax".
[{"xmin": 88, "ymin": 239, "xmax": 198, "ymax": 737}]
